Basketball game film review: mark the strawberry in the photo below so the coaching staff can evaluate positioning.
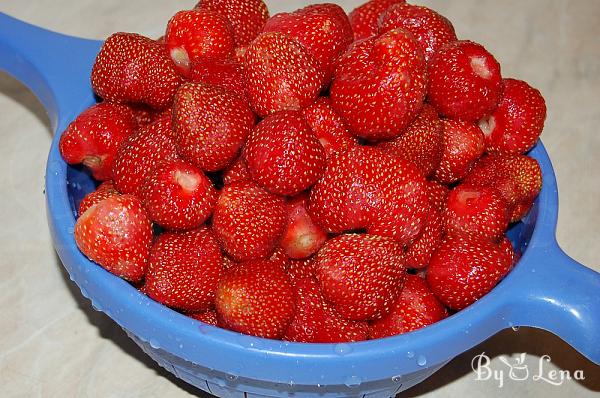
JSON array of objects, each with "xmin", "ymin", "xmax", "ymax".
[
  {"xmin": 263, "ymin": 3, "xmax": 353, "ymax": 84},
  {"xmin": 463, "ymin": 154, "xmax": 542, "ymax": 222},
  {"xmin": 479, "ymin": 78, "xmax": 547, "ymax": 154},
  {"xmin": 74, "ymin": 195, "xmax": 152, "ymax": 282},
  {"xmin": 141, "ymin": 159, "xmax": 218, "ymax": 230},
  {"xmin": 189, "ymin": 57, "xmax": 246, "ymax": 101},
  {"xmin": 233, "ymin": 44, "xmax": 248, "ymax": 64},
  {"xmin": 91, "ymin": 33, "xmax": 183, "ymax": 109},
  {"xmin": 222, "ymin": 255, "xmax": 238, "ymax": 271},
  {"xmin": 330, "ymin": 28, "xmax": 427, "ymax": 141},
  {"xmin": 284, "ymin": 277, "xmax": 368, "ymax": 343},
  {"xmin": 444, "ymin": 184, "xmax": 509, "ymax": 242},
  {"xmin": 425, "ymin": 179, "xmax": 449, "ymax": 212},
  {"xmin": 426, "ymin": 235, "xmax": 514, "ymax": 310},
  {"xmin": 59, "ymin": 102, "xmax": 136, "ymax": 181},
  {"xmin": 112, "ymin": 115, "xmax": 180, "ymax": 197},
  {"xmin": 195, "ymin": 0, "xmax": 269, "ymax": 46},
  {"xmin": 78, "ymin": 181, "xmax": 120, "ymax": 216},
  {"xmin": 215, "ymin": 259, "xmax": 295, "ymax": 338},
  {"xmin": 434, "ymin": 119, "xmax": 485, "ymax": 184},
  {"xmin": 165, "ymin": 9, "xmax": 235, "ymax": 78},
  {"xmin": 145, "ymin": 228, "xmax": 223, "ymax": 311},
  {"xmin": 212, "ymin": 181, "xmax": 287, "ymax": 261},
  {"xmin": 284, "ymin": 257, "xmax": 317, "ymax": 286},
  {"xmin": 267, "ymin": 247, "xmax": 289, "ymax": 269},
  {"xmin": 316, "ymin": 234, "xmax": 405, "ymax": 321},
  {"xmin": 369, "ymin": 274, "xmax": 448, "ymax": 338},
  {"xmin": 499, "ymin": 236, "xmax": 516, "ymax": 265},
  {"xmin": 404, "ymin": 207, "xmax": 443, "ymax": 269},
  {"xmin": 348, "ymin": 0, "xmax": 406, "ymax": 41},
  {"xmin": 244, "ymin": 111, "xmax": 326, "ymax": 196},
  {"xmin": 428, "ymin": 40, "xmax": 503, "ymax": 122},
  {"xmin": 379, "ymin": 3, "xmax": 457, "ymax": 63},
  {"xmin": 128, "ymin": 104, "xmax": 164, "ymax": 128},
  {"xmin": 280, "ymin": 193, "xmax": 328, "ymax": 259},
  {"xmin": 188, "ymin": 309, "xmax": 219, "ymax": 326},
  {"xmin": 377, "ymin": 104, "xmax": 443, "ymax": 177},
  {"xmin": 173, "ymin": 83, "xmax": 256, "ymax": 172},
  {"xmin": 309, "ymin": 146, "xmax": 429, "ymax": 246},
  {"xmin": 302, "ymin": 97, "xmax": 357, "ymax": 159},
  {"xmin": 222, "ymin": 156, "xmax": 250, "ymax": 186},
  {"xmin": 244, "ymin": 32, "xmax": 325, "ymax": 117}
]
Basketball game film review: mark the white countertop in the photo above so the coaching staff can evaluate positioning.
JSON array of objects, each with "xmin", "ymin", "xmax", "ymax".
[{"xmin": 0, "ymin": 0, "xmax": 599, "ymax": 397}]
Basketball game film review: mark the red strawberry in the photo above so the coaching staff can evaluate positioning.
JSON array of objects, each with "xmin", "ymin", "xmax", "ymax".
[
  {"xmin": 233, "ymin": 44, "xmax": 248, "ymax": 64},
  {"xmin": 189, "ymin": 57, "xmax": 246, "ymax": 101},
  {"xmin": 128, "ymin": 104, "xmax": 165, "ymax": 128},
  {"xmin": 188, "ymin": 309, "xmax": 219, "ymax": 326},
  {"xmin": 434, "ymin": 119, "xmax": 485, "ymax": 184},
  {"xmin": 427, "ymin": 236, "xmax": 514, "ymax": 310},
  {"xmin": 173, "ymin": 83, "xmax": 256, "ymax": 172},
  {"xmin": 379, "ymin": 3, "xmax": 457, "ymax": 63},
  {"xmin": 404, "ymin": 207, "xmax": 443, "ymax": 269},
  {"xmin": 499, "ymin": 236, "xmax": 516, "ymax": 266},
  {"xmin": 284, "ymin": 257, "xmax": 317, "ymax": 286},
  {"xmin": 244, "ymin": 32, "xmax": 325, "ymax": 117},
  {"xmin": 59, "ymin": 103, "xmax": 136, "ymax": 181},
  {"xmin": 330, "ymin": 29, "xmax": 427, "ymax": 140},
  {"xmin": 112, "ymin": 115, "xmax": 180, "ymax": 197},
  {"xmin": 222, "ymin": 255, "xmax": 238, "ymax": 270},
  {"xmin": 284, "ymin": 277, "xmax": 369, "ymax": 343},
  {"xmin": 78, "ymin": 181, "xmax": 120, "ymax": 216},
  {"xmin": 263, "ymin": 3, "xmax": 353, "ymax": 84},
  {"xmin": 141, "ymin": 159, "xmax": 218, "ymax": 230},
  {"xmin": 280, "ymin": 193, "xmax": 328, "ymax": 259},
  {"xmin": 267, "ymin": 247, "xmax": 289, "ymax": 269},
  {"xmin": 377, "ymin": 104, "xmax": 443, "ymax": 177},
  {"xmin": 316, "ymin": 234, "xmax": 405, "ymax": 321},
  {"xmin": 222, "ymin": 156, "xmax": 250, "ymax": 186},
  {"xmin": 348, "ymin": 0, "xmax": 406, "ymax": 41},
  {"xmin": 425, "ymin": 179, "xmax": 449, "ymax": 212},
  {"xmin": 302, "ymin": 97, "xmax": 357, "ymax": 159},
  {"xmin": 212, "ymin": 181, "xmax": 287, "ymax": 261},
  {"xmin": 215, "ymin": 259, "xmax": 295, "ymax": 338},
  {"xmin": 244, "ymin": 111, "xmax": 326, "ymax": 196},
  {"xmin": 165, "ymin": 9, "xmax": 235, "ymax": 77},
  {"xmin": 463, "ymin": 154, "xmax": 542, "ymax": 222},
  {"xmin": 479, "ymin": 78, "xmax": 547, "ymax": 154},
  {"xmin": 309, "ymin": 146, "xmax": 429, "ymax": 246},
  {"xmin": 91, "ymin": 33, "xmax": 183, "ymax": 109},
  {"xmin": 145, "ymin": 228, "xmax": 223, "ymax": 311},
  {"xmin": 74, "ymin": 195, "xmax": 152, "ymax": 282},
  {"xmin": 369, "ymin": 274, "xmax": 448, "ymax": 338},
  {"xmin": 195, "ymin": 0, "xmax": 269, "ymax": 46},
  {"xmin": 444, "ymin": 184, "xmax": 509, "ymax": 242},
  {"xmin": 428, "ymin": 40, "xmax": 503, "ymax": 122}
]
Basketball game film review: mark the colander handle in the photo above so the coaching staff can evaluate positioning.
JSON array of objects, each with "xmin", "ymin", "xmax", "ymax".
[
  {"xmin": 0, "ymin": 12, "xmax": 101, "ymax": 132},
  {"xmin": 506, "ymin": 241, "xmax": 600, "ymax": 365}
]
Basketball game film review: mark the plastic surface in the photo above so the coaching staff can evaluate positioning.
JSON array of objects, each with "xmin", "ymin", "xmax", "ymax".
[{"xmin": 1, "ymin": 12, "xmax": 599, "ymax": 398}]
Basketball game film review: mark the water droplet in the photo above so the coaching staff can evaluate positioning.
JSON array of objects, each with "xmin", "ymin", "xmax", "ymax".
[
  {"xmin": 334, "ymin": 343, "xmax": 352, "ymax": 355},
  {"xmin": 316, "ymin": 383, "xmax": 323, "ymax": 388},
  {"xmin": 226, "ymin": 374, "xmax": 238, "ymax": 381},
  {"xmin": 406, "ymin": 351, "xmax": 415, "ymax": 358},
  {"xmin": 178, "ymin": 343, "xmax": 184, "ymax": 349},
  {"xmin": 417, "ymin": 355, "xmax": 427, "ymax": 367},
  {"xmin": 392, "ymin": 375, "xmax": 402, "ymax": 383},
  {"xmin": 199, "ymin": 324, "xmax": 211, "ymax": 334},
  {"xmin": 288, "ymin": 380, "xmax": 295, "ymax": 388},
  {"xmin": 344, "ymin": 376, "xmax": 362, "ymax": 388},
  {"xmin": 149, "ymin": 339, "xmax": 160, "ymax": 349},
  {"xmin": 91, "ymin": 302, "xmax": 101, "ymax": 312},
  {"xmin": 49, "ymin": 160, "xmax": 62, "ymax": 176},
  {"xmin": 512, "ymin": 326, "xmax": 520, "ymax": 332}
]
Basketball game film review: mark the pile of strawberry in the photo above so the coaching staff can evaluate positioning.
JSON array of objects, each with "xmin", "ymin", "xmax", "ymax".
[{"xmin": 59, "ymin": 0, "xmax": 546, "ymax": 342}]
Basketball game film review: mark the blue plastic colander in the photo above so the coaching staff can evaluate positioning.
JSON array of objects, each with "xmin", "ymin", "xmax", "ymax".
[{"xmin": 1, "ymin": 13, "xmax": 599, "ymax": 398}]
